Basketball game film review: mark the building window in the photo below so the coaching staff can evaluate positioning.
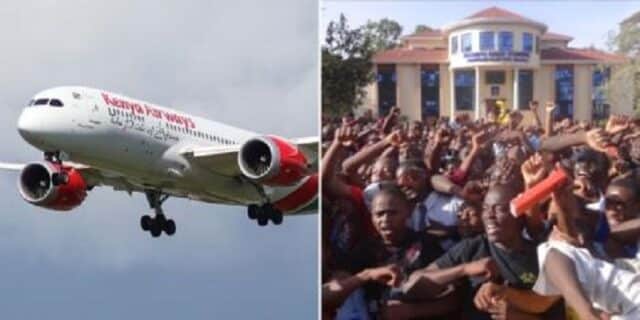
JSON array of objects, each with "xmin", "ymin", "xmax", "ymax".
[
  {"xmin": 555, "ymin": 65, "xmax": 574, "ymax": 118},
  {"xmin": 421, "ymin": 65, "xmax": 439, "ymax": 118},
  {"xmin": 498, "ymin": 31, "xmax": 513, "ymax": 52},
  {"xmin": 485, "ymin": 71, "xmax": 505, "ymax": 84},
  {"xmin": 518, "ymin": 70, "xmax": 534, "ymax": 109},
  {"xmin": 480, "ymin": 31, "xmax": 495, "ymax": 51},
  {"xmin": 377, "ymin": 64, "xmax": 396, "ymax": 116},
  {"xmin": 455, "ymin": 70, "xmax": 475, "ymax": 111},
  {"xmin": 523, "ymin": 33, "xmax": 533, "ymax": 52},
  {"xmin": 593, "ymin": 67, "xmax": 610, "ymax": 120},
  {"xmin": 461, "ymin": 33, "xmax": 472, "ymax": 52},
  {"xmin": 451, "ymin": 36, "xmax": 458, "ymax": 54}
]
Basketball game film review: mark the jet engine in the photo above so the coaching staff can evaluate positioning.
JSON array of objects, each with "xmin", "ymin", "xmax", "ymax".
[
  {"xmin": 18, "ymin": 161, "xmax": 87, "ymax": 211},
  {"xmin": 238, "ymin": 135, "xmax": 310, "ymax": 186}
]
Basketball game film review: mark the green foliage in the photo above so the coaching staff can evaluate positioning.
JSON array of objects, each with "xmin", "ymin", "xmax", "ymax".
[
  {"xmin": 322, "ymin": 14, "xmax": 403, "ymax": 116},
  {"xmin": 414, "ymin": 25, "xmax": 434, "ymax": 34},
  {"xmin": 362, "ymin": 18, "xmax": 403, "ymax": 52},
  {"xmin": 605, "ymin": 20, "xmax": 640, "ymax": 111}
]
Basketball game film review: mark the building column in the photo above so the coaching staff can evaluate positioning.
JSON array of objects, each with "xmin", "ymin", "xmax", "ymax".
[
  {"xmin": 396, "ymin": 64, "xmax": 422, "ymax": 121},
  {"xmin": 513, "ymin": 68, "xmax": 519, "ymax": 110},
  {"xmin": 450, "ymin": 68, "xmax": 455, "ymax": 119},
  {"xmin": 475, "ymin": 66, "xmax": 480, "ymax": 120}
]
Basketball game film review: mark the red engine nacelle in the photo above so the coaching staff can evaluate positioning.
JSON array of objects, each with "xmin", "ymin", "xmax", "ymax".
[
  {"xmin": 18, "ymin": 162, "xmax": 88, "ymax": 211},
  {"xmin": 238, "ymin": 135, "xmax": 310, "ymax": 186}
]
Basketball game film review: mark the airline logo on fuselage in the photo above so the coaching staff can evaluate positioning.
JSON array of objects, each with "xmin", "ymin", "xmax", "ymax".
[{"xmin": 101, "ymin": 92, "xmax": 196, "ymax": 129}]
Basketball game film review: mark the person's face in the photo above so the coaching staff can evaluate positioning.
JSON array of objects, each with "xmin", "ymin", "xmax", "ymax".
[
  {"xmin": 371, "ymin": 193, "xmax": 411, "ymax": 246},
  {"xmin": 605, "ymin": 184, "xmax": 637, "ymax": 226},
  {"xmin": 482, "ymin": 187, "xmax": 520, "ymax": 245},
  {"xmin": 371, "ymin": 160, "xmax": 395, "ymax": 183},
  {"xmin": 396, "ymin": 167, "xmax": 427, "ymax": 201},
  {"xmin": 458, "ymin": 204, "xmax": 484, "ymax": 238}
]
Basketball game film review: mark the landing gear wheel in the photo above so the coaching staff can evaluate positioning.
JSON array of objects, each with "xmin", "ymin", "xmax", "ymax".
[
  {"xmin": 140, "ymin": 215, "xmax": 151, "ymax": 231},
  {"xmin": 164, "ymin": 219, "xmax": 176, "ymax": 236},
  {"xmin": 257, "ymin": 216, "xmax": 268, "ymax": 226},
  {"xmin": 149, "ymin": 220, "xmax": 162, "ymax": 238},
  {"xmin": 271, "ymin": 212, "xmax": 283, "ymax": 225},
  {"xmin": 142, "ymin": 190, "xmax": 176, "ymax": 238},
  {"xmin": 248, "ymin": 205, "xmax": 259, "ymax": 220}
]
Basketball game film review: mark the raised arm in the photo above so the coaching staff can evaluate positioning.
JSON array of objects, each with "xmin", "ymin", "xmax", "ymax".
[
  {"xmin": 539, "ymin": 128, "xmax": 610, "ymax": 154},
  {"xmin": 342, "ymin": 130, "xmax": 400, "ymax": 177},
  {"xmin": 543, "ymin": 101, "xmax": 556, "ymax": 137},
  {"xmin": 321, "ymin": 125, "xmax": 357, "ymax": 199},
  {"xmin": 520, "ymin": 153, "xmax": 550, "ymax": 240}
]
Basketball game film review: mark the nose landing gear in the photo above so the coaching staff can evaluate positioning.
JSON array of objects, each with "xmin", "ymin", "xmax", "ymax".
[{"xmin": 140, "ymin": 190, "xmax": 176, "ymax": 237}]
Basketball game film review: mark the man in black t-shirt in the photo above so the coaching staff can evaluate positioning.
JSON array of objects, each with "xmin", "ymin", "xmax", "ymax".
[
  {"xmin": 403, "ymin": 184, "xmax": 561, "ymax": 319},
  {"xmin": 334, "ymin": 183, "xmax": 455, "ymax": 319}
]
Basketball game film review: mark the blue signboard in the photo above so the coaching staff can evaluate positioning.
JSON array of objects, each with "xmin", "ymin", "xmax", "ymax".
[{"xmin": 463, "ymin": 51, "xmax": 530, "ymax": 63}]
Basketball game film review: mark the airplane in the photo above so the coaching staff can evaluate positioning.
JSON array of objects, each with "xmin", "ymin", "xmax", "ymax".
[{"xmin": 0, "ymin": 86, "xmax": 318, "ymax": 238}]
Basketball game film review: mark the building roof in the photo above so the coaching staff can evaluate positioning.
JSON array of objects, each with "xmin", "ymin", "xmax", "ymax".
[
  {"xmin": 445, "ymin": 6, "xmax": 547, "ymax": 33},
  {"xmin": 541, "ymin": 47, "xmax": 627, "ymax": 63},
  {"xmin": 466, "ymin": 6, "xmax": 542, "ymax": 25},
  {"xmin": 541, "ymin": 32, "xmax": 573, "ymax": 41},
  {"xmin": 372, "ymin": 48, "xmax": 448, "ymax": 64}
]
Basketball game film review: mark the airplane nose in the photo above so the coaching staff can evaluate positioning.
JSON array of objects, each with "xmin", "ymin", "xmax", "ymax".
[{"xmin": 17, "ymin": 108, "xmax": 41, "ymax": 142}]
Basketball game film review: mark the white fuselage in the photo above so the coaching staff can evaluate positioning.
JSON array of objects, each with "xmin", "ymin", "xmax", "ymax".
[{"xmin": 17, "ymin": 86, "xmax": 292, "ymax": 206}]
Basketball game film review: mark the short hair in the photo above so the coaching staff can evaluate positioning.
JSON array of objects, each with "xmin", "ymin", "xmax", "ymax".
[
  {"xmin": 372, "ymin": 182, "xmax": 410, "ymax": 206},
  {"xmin": 397, "ymin": 159, "xmax": 426, "ymax": 173}
]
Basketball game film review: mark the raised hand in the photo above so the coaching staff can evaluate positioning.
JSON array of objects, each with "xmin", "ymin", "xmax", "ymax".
[
  {"xmin": 606, "ymin": 115, "xmax": 630, "ymax": 135},
  {"xmin": 385, "ymin": 129, "xmax": 406, "ymax": 148},
  {"xmin": 585, "ymin": 128, "xmax": 611, "ymax": 153},
  {"xmin": 333, "ymin": 124, "xmax": 357, "ymax": 147},
  {"xmin": 471, "ymin": 130, "xmax": 489, "ymax": 151},
  {"xmin": 521, "ymin": 153, "xmax": 548, "ymax": 189},
  {"xmin": 545, "ymin": 101, "xmax": 557, "ymax": 114}
]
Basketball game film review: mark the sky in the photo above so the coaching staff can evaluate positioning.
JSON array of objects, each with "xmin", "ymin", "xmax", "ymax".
[
  {"xmin": 0, "ymin": 0, "xmax": 317, "ymax": 319},
  {"xmin": 322, "ymin": 1, "xmax": 640, "ymax": 50}
]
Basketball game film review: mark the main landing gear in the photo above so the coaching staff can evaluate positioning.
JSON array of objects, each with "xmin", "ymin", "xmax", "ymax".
[
  {"xmin": 247, "ymin": 203, "xmax": 283, "ymax": 226},
  {"xmin": 140, "ymin": 190, "xmax": 176, "ymax": 237}
]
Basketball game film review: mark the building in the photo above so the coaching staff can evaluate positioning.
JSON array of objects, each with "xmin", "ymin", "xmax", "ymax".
[{"xmin": 361, "ymin": 6, "xmax": 629, "ymax": 122}]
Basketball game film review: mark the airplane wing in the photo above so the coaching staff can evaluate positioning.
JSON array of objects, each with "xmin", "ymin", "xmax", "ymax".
[
  {"xmin": 0, "ymin": 162, "xmax": 26, "ymax": 170},
  {"xmin": 181, "ymin": 136, "xmax": 318, "ymax": 177}
]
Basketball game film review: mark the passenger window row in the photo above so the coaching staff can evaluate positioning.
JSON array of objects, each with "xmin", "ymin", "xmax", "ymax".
[{"xmin": 165, "ymin": 122, "xmax": 237, "ymax": 145}]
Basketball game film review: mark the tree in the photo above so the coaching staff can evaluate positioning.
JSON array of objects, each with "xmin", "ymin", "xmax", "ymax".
[
  {"xmin": 605, "ymin": 19, "xmax": 640, "ymax": 113},
  {"xmin": 322, "ymin": 14, "xmax": 403, "ymax": 116},
  {"xmin": 414, "ymin": 25, "xmax": 434, "ymax": 34},
  {"xmin": 362, "ymin": 18, "xmax": 403, "ymax": 53}
]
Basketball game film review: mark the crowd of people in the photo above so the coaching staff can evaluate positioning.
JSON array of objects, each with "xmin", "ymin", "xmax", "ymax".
[{"xmin": 321, "ymin": 102, "xmax": 640, "ymax": 320}]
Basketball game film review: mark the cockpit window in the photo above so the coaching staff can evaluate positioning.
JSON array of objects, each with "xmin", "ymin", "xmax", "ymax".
[
  {"xmin": 28, "ymin": 99, "xmax": 35, "ymax": 106},
  {"xmin": 34, "ymin": 99, "xmax": 49, "ymax": 106},
  {"xmin": 49, "ymin": 99, "xmax": 63, "ymax": 107}
]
